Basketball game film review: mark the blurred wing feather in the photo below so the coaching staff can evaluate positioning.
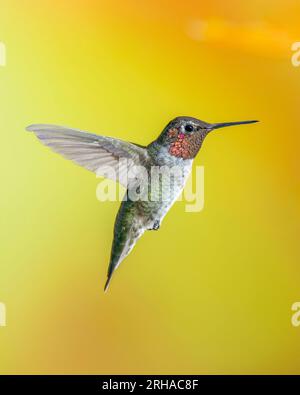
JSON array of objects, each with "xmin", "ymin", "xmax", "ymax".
[{"xmin": 26, "ymin": 124, "xmax": 148, "ymax": 187}]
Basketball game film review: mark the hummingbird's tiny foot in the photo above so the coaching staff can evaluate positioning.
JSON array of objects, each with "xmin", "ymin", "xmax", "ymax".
[{"xmin": 152, "ymin": 220, "xmax": 160, "ymax": 230}]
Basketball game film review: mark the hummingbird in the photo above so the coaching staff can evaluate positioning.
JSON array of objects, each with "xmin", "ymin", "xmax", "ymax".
[{"xmin": 27, "ymin": 117, "xmax": 258, "ymax": 291}]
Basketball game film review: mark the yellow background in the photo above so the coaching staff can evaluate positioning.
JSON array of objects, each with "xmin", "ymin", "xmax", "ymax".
[{"xmin": 0, "ymin": 0, "xmax": 300, "ymax": 374}]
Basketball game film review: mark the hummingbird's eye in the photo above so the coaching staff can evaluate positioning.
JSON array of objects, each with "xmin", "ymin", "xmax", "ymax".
[{"xmin": 185, "ymin": 124, "xmax": 194, "ymax": 132}]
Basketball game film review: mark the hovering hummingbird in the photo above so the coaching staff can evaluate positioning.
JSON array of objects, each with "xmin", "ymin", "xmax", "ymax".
[{"xmin": 27, "ymin": 117, "xmax": 258, "ymax": 291}]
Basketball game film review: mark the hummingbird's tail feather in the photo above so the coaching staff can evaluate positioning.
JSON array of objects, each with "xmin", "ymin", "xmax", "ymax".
[
  {"xmin": 104, "ymin": 272, "xmax": 114, "ymax": 292},
  {"xmin": 104, "ymin": 228, "xmax": 144, "ymax": 292},
  {"xmin": 104, "ymin": 208, "xmax": 145, "ymax": 292}
]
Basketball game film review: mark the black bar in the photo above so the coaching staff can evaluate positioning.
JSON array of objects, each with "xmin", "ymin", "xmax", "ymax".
[{"xmin": 0, "ymin": 375, "xmax": 297, "ymax": 393}]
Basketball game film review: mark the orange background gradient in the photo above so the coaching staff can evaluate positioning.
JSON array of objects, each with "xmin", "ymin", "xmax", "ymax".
[{"xmin": 0, "ymin": 0, "xmax": 300, "ymax": 374}]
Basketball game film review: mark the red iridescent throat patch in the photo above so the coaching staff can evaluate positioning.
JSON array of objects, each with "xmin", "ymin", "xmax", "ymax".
[{"xmin": 168, "ymin": 128, "xmax": 202, "ymax": 159}]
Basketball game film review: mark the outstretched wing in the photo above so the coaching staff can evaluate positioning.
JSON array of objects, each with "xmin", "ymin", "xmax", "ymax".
[{"xmin": 26, "ymin": 124, "xmax": 148, "ymax": 187}]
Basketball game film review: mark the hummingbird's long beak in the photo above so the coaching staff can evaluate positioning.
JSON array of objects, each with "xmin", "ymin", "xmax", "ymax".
[{"xmin": 210, "ymin": 120, "xmax": 259, "ymax": 130}]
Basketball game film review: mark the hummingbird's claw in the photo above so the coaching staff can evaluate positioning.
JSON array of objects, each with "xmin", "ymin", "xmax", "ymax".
[{"xmin": 151, "ymin": 220, "xmax": 160, "ymax": 231}]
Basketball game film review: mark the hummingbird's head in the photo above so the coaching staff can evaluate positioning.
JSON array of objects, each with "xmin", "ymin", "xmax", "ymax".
[{"xmin": 156, "ymin": 116, "xmax": 258, "ymax": 159}]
